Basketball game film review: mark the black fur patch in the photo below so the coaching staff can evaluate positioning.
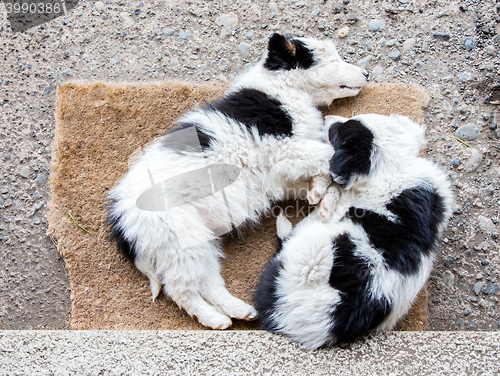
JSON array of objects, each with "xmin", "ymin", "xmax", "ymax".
[
  {"xmin": 328, "ymin": 234, "xmax": 392, "ymax": 344},
  {"xmin": 161, "ymin": 122, "xmax": 214, "ymax": 151},
  {"xmin": 264, "ymin": 33, "xmax": 316, "ymax": 71},
  {"xmin": 255, "ymin": 239, "xmax": 285, "ymax": 332},
  {"xmin": 108, "ymin": 211, "xmax": 137, "ymax": 262},
  {"xmin": 328, "ymin": 119, "xmax": 374, "ymax": 186},
  {"xmin": 209, "ymin": 88, "xmax": 293, "ymax": 138},
  {"xmin": 348, "ymin": 186, "xmax": 445, "ymax": 275}
]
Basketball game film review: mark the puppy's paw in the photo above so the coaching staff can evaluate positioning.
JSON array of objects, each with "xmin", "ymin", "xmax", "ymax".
[
  {"xmin": 318, "ymin": 186, "xmax": 341, "ymax": 221},
  {"xmin": 307, "ymin": 174, "xmax": 332, "ymax": 205},
  {"xmin": 218, "ymin": 297, "xmax": 258, "ymax": 321},
  {"xmin": 198, "ymin": 312, "xmax": 233, "ymax": 330}
]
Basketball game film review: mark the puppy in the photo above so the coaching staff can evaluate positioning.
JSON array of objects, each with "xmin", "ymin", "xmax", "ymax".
[
  {"xmin": 255, "ymin": 114, "xmax": 453, "ymax": 349},
  {"xmin": 107, "ymin": 33, "xmax": 368, "ymax": 329}
]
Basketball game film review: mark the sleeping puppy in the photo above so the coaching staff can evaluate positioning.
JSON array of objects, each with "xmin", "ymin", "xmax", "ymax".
[
  {"xmin": 255, "ymin": 114, "xmax": 453, "ymax": 349},
  {"xmin": 107, "ymin": 33, "xmax": 368, "ymax": 329}
]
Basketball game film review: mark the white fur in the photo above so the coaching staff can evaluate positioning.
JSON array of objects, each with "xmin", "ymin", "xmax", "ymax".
[
  {"xmin": 260, "ymin": 114, "xmax": 453, "ymax": 349},
  {"xmin": 108, "ymin": 35, "xmax": 368, "ymax": 329}
]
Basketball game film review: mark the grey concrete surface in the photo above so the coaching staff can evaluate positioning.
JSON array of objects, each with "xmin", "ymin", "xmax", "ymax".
[
  {"xmin": 0, "ymin": 330, "xmax": 499, "ymax": 375},
  {"xmin": 0, "ymin": 0, "xmax": 500, "ymax": 332}
]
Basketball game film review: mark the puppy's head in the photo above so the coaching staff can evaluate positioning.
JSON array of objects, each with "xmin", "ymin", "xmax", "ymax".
[
  {"xmin": 263, "ymin": 33, "xmax": 369, "ymax": 106},
  {"xmin": 324, "ymin": 114, "xmax": 427, "ymax": 188}
]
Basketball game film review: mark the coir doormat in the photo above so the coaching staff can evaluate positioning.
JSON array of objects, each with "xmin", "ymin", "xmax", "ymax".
[{"xmin": 48, "ymin": 81, "xmax": 430, "ymax": 330}]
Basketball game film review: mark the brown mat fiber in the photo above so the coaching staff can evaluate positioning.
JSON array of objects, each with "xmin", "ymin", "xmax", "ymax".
[{"xmin": 48, "ymin": 81, "xmax": 430, "ymax": 330}]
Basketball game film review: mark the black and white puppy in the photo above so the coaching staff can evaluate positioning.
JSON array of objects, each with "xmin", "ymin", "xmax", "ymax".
[
  {"xmin": 107, "ymin": 33, "xmax": 368, "ymax": 329},
  {"xmin": 255, "ymin": 114, "xmax": 453, "ymax": 349}
]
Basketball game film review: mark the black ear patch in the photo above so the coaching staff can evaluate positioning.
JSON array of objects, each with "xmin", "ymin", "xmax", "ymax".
[
  {"xmin": 264, "ymin": 33, "xmax": 316, "ymax": 71},
  {"xmin": 328, "ymin": 119, "xmax": 374, "ymax": 186}
]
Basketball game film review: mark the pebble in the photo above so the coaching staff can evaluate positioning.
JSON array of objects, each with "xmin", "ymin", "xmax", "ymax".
[
  {"xmin": 444, "ymin": 258, "xmax": 454, "ymax": 268},
  {"xmin": 333, "ymin": 5, "xmax": 342, "ymax": 14},
  {"xmin": 369, "ymin": 19, "xmax": 385, "ymax": 32},
  {"xmin": 246, "ymin": 30, "xmax": 254, "ymax": 40},
  {"xmin": 33, "ymin": 218, "xmax": 40, "ymax": 225},
  {"xmin": 219, "ymin": 58, "xmax": 229, "ymax": 71},
  {"xmin": 464, "ymin": 37, "xmax": 474, "ymax": 51},
  {"xmin": 19, "ymin": 166, "xmax": 30, "ymax": 178},
  {"xmin": 433, "ymin": 32, "xmax": 450, "ymax": 41},
  {"xmin": 366, "ymin": 41, "xmax": 373, "ymax": 51},
  {"xmin": 178, "ymin": 31, "xmax": 191, "ymax": 41},
  {"xmin": 464, "ymin": 307, "xmax": 471, "ymax": 316},
  {"xmin": 170, "ymin": 58, "xmax": 179, "ymax": 66},
  {"xmin": 478, "ymin": 216, "xmax": 494, "ymax": 232},
  {"xmin": 465, "ymin": 148, "xmax": 482, "ymax": 172},
  {"xmin": 443, "ymin": 270, "xmax": 454, "ymax": 286},
  {"xmin": 481, "ymin": 259, "xmax": 490, "ymax": 266},
  {"xmin": 134, "ymin": 9, "xmax": 141, "ymax": 15},
  {"xmin": 357, "ymin": 55, "xmax": 372, "ymax": 69},
  {"xmin": 385, "ymin": 39, "xmax": 396, "ymax": 47},
  {"xmin": 372, "ymin": 66, "xmax": 383, "ymax": 76},
  {"xmin": 388, "ymin": 48, "xmax": 401, "ymax": 60},
  {"xmin": 311, "ymin": 9, "xmax": 321, "ymax": 17},
  {"xmin": 346, "ymin": 14, "xmax": 358, "ymax": 23},
  {"xmin": 338, "ymin": 26, "xmax": 350, "ymax": 39},
  {"xmin": 483, "ymin": 284, "xmax": 499, "ymax": 295},
  {"xmin": 94, "ymin": 1, "xmax": 104, "ymax": 11},
  {"xmin": 455, "ymin": 123, "xmax": 480, "ymax": 141},
  {"xmin": 459, "ymin": 72, "xmax": 473, "ymax": 82},
  {"xmin": 215, "ymin": 12, "xmax": 239, "ymax": 36},
  {"xmin": 484, "ymin": 45, "xmax": 495, "ymax": 56},
  {"xmin": 450, "ymin": 119, "xmax": 459, "ymax": 129},
  {"xmin": 239, "ymin": 42, "xmax": 251, "ymax": 57},
  {"xmin": 474, "ymin": 282, "xmax": 483, "ymax": 295},
  {"xmin": 164, "ymin": 29, "xmax": 175, "ymax": 36},
  {"xmin": 402, "ymin": 37, "xmax": 416, "ymax": 53},
  {"xmin": 450, "ymin": 157, "xmax": 461, "ymax": 166}
]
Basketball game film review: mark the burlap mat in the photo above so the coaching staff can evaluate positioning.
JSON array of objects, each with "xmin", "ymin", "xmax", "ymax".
[{"xmin": 48, "ymin": 81, "xmax": 430, "ymax": 330}]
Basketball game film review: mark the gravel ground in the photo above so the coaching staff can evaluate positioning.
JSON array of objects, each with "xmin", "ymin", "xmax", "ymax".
[{"xmin": 0, "ymin": 0, "xmax": 499, "ymax": 331}]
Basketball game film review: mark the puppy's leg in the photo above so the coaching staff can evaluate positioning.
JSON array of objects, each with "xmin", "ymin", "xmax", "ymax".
[
  {"xmin": 318, "ymin": 185, "xmax": 342, "ymax": 220},
  {"xmin": 307, "ymin": 174, "xmax": 333, "ymax": 205}
]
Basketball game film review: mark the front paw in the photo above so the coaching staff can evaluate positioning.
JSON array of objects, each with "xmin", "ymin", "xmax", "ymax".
[
  {"xmin": 318, "ymin": 186, "xmax": 341, "ymax": 221},
  {"xmin": 307, "ymin": 174, "xmax": 332, "ymax": 205}
]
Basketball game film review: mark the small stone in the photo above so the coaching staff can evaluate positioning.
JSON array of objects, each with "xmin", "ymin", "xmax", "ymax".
[
  {"xmin": 19, "ymin": 166, "xmax": 30, "ymax": 178},
  {"xmin": 311, "ymin": 9, "xmax": 321, "ymax": 17},
  {"xmin": 465, "ymin": 149, "xmax": 482, "ymax": 172},
  {"xmin": 372, "ymin": 66, "xmax": 383, "ymax": 76},
  {"xmin": 134, "ymin": 8, "xmax": 141, "ymax": 15},
  {"xmin": 178, "ymin": 31, "xmax": 191, "ymax": 41},
  {"xmin": 164, "ymin": 29, "xmax": 175, "ymax": 36},
  {"xmin": 469, "ymin": 296, "xmax": 478, "ymax": 302},
  {"xmin": 366, "ymin": 41, "xmax": 373, "ymax": 51},
  {"xmin": 450, "ymin": 119, "xmax": 459, "ymax": 129},
  {"xmin": 483, "ymin": 283, "xmax": 500, "ymax": 295},
  {"xmin": 239, "ymin": 42, "xmax": 251, "ymax": 57},
  {"xmin": 33, "ymin": 218, "xmax": 40, "ymax": 225},
  {"xmin": 333, "ymin": 5, "xmax": 342, "ymax": 14},
  {"xmin": 170, "ymin": 58, "xmax": 179, "ymax": 66},
  {"xmin": 433, "ymin": 32, "xmax": 450, "ymax": 41},
  {"xmin": 485, "ymin": 45, "xmax": 496, "ymax": 56},
  {"xmin": 343, "ymin": 0, "xmax": 350, "ymax": 4},
  {"xmin": 215, "ymin": 12, "xmax": 239, "ymax": 36},
  {"xmin": 459, "ymin": 72, "xmax": 473, "ymax": 82},
  {"xmin": 451, "ymin": 157, "xmax": 461, "ymax": 166},
  {"xmin": 482, "ymin": 113, "xmax": 490, "ymax": 121},
  {"xmin": 464, "ymin": 307, "xmax": 471, "ymax": 316},
  {"xmin": 413, "ymin": 61, "xmax": 424, "ymax": 71},
  {"xmin": 346, "ymin": 14, "xmax": 358, "ymax": 23},
  {"xmin": 388, "ymin": 48, "xmax": 401, "ymax": 60},
  {"xmin": 337, "ymin": 26, "xmax": 350, "ymax": 39},
  {"xmin": 492, "ymin": 232, "xmax": 498, "ymax": 239},
  {"xmin": 369, "ymin": 19, "xmax": 385, "ymax": 32},
  {"xmin": 464, "ymin": 37, "xmax": 474, "ymax": 51},
  {"xmin": 246, "ymin": 30, "xmax": 254, "ymax": 40},
  {"xmin": 443, "ymin": 270, "xmax": 454, "ymax": 286},
  {"xmin": 94, "ymin": 1, "xmax": 104, "ymax": 11},
  {"xmin": 478, "ymin": 216, "xmax": 494, "ymax": 232},
  {"xmin": 385, "ymin": 39, "xmax": 396, "ymax": 47},
  {"xmin": 456, "ymin": 123, "xmax": 480, "ymax": 141},
  {"xmin": 357, "ymin": 55, "xmax": 372, "ymax": 69},
  {"xmin": 481, "ymin": 259, "xmax": 490, "ymax": 266},
  {"xmin": 474, "ymin": 282, "xmax": 483, "ymax": 295},
  {"xmin": 402, "ymin": 37, "xmax": 415, "ymax": 53},
  {"xmin": 476, "ymin": 273, "xmax": 483, "ymax": 280},
  {"xmin": 444, "ymin": 258, "xmax": 454, "ymax": 268},
  {"xmin": 407, "ymin": 4, "xmax": 414, "ymax": 12}
]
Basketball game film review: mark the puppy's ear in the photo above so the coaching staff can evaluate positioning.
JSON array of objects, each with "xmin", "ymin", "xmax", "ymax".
[
  {"xmin": 264, "ymin": 33, "xmax": 315, "ymax": 71},
  {"xmin": 328, "ymin": 120, "xmax": 374, "ymax": 187}
]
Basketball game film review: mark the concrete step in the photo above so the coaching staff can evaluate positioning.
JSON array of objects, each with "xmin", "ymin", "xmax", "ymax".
[{"xmin": 1, "ymin": 331, "xmax": 499, "ymax": 375}]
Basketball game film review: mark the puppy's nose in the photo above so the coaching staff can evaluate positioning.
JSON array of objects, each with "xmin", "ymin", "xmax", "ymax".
[{"xmin": 363, "ymin": 70, "xmax": 369, "ymax": 79}]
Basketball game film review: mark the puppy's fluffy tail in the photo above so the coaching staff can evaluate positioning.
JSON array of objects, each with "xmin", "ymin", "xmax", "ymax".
[{"xmin": 276, "ymin": 213, "xmax": 292, "ymax": 240}]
